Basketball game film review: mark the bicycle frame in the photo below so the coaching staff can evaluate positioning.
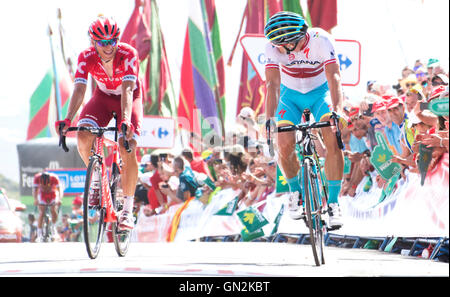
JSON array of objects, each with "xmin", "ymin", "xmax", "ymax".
[
  {"xmin": 94, "ymin": 136, "xmax": 121, "ymax": 223},
  {"xmin": 296, "ymin": 128, "xmax": 329, "ymax": 209}
]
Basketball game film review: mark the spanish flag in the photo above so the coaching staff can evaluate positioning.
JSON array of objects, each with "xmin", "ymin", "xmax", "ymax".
[{"xmin": 166, "ymin": 197, "xmax": 195, "ymax": 242}]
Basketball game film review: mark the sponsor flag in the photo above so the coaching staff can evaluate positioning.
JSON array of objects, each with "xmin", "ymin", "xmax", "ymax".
[
  {"xmin": 240, "ymin": 226, "xmax": 264, "ymax": 242},
  {"xmin": 230, "ymin": 0, "xmax": 309, "ymax": 118},
  {"xmin": 27, "ymin": 26, "xmax": 72, "ymax": 140},
  {"xmin": 215, "ymin": 196, "xmax": 238, "ymax": 216},
  {"xmin": 418, "ymin": 144, "xmax": 434, "ymax": 186},
  {"xmin": 307, "ymin": 0, "xmax": 337, "ymax": 32},
  {"xmin": 178, "ymin": 0, "xmax": 224, "ymax": 146},
  {"xmin": 204, "ymin": 0, "xmax": 226, "ymax": 121},
  {"xmin": 122, "ymin": 0, "xmax": 176, "ymax": 117},
  {"xmin": 237, "ymin": 206, "xmax": 269, "ymax": 233},
  {"xmin": 270, "ymin": 204, "xmax": 284, "ymax": 236}
]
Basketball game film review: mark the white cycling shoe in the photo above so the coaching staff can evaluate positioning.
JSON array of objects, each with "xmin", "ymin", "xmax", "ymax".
[
  {"xmin": 288, "ymin": 191, "xmax": 305, "ymax": 220},
  {"xmin": 328, "ymin": 203, "xmax": 343, "ymax": 230},
  {"xmin": 118, "ymin": 211, "xmax": 135, "ymax": 231}
]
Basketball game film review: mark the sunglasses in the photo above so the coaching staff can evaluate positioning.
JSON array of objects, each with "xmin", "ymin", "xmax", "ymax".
[
  {"xmin": 431, "ymin": 80, "xmax": 444, "ymax": 87},
  {"xmin": 405, "ymin": 83, "xmax": 416, "ymax": 88},
  {"xmin": 96, "ymin": 38, "xmax": 118, "ymax": 47}
]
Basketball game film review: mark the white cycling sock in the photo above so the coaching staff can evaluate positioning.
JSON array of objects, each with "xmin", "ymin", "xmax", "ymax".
[{"xmin": 123, "ymin": 196, "xmax": 134, "ymax": 213}]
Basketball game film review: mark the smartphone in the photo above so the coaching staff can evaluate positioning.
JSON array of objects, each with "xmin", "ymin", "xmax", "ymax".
[
  {"xmin": 363, "ymin": 104, "xmax": 374, "ymax": 117},
  {"xmin": 420, "ymin": 102, "xmax": 429, "ymax": 111}
]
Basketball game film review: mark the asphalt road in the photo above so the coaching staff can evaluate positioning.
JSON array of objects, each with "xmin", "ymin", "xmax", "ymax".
[{"xmin": 0, "ymin": 241, "xmax": 448, "ymax": 277}]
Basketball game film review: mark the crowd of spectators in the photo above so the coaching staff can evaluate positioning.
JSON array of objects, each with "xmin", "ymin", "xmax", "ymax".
[
  {"xmin": 340, "ymin": 58, "xmax": 449, "ymax": 197},
  {"xmin": 135, "ymin": 58, "xmax": 449, "ymax": 219},
  {"xmin": 135, "ymin": 107, "xmax": 278, "ymax": 217}
]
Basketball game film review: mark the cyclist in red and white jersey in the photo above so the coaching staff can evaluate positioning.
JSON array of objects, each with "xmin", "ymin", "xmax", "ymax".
[
  {"xmin": 32, "ymin": 171, "xmax": 62, "ymax": 241},
  {"xmin": 264, "ymin": 11, "xmax": 346, "ymax": 229},
  {"xmin": 56, "ymin": 16, "xmax": 142, "ymax": 230}
]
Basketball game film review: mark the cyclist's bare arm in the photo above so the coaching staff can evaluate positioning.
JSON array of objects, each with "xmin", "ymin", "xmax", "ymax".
[
  {"xmin": 325, "ymin": 63, "xmax": 343, "ymax": 114},
  {"xmin": 67, "ymin": 83, "xmax": 87, "ymax": 120},
  {"xmin": 121, "ymin": 80, "xmax": 136, "ymax": 141},
  {"xmin": 265, "ymin": 67, "xmax": 281, "ymax": 122},
  {"xmin": 32, "ymin": 187, "xmax": 37, "ymax": 205},
  {"xmin": 57, "ymin": 83, "xmax": 87, "ymax": 135}
]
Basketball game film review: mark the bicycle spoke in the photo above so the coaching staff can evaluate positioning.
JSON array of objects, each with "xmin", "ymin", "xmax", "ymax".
[
  {"xmin": 303, "ymin": 158, "xmax": 325, "ymax": 266},
  {"xmin": 110, "ymin": 165, "xmax": 131, "ymax": 257},
  {"xmin": 83, "ymin": 157, "xmax": 105, "ymax": 259}
]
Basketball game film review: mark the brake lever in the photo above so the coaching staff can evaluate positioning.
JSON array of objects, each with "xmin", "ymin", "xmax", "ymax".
[
  {"xmin": 331, "ymin": 112, "xmax": 344, "ymax": 150},
  {"xmin": 266, "ymin": 119, "xmax": 275, "ymax": 157},
  {"xmin": 121, "ymin": 123, "xmax": 132, "ymax": 153},
  {"xmin": 58, "ymin": 123, "xmax": 69, "ymax": 152}
]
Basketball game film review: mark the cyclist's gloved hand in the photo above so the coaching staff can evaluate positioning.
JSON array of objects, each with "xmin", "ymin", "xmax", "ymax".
[
  {"xmin": 120, "ymin": 119, "xmax": 135, "ymax": 141},
  {"xmin": 55, "ymin": 118, "xmax": 71, "ymax": 135}
]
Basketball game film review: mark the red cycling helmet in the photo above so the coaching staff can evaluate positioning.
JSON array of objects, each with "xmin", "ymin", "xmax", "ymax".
[{"xmin": 88, "ymin": 16, "xmax": 120, "ymax": 41}]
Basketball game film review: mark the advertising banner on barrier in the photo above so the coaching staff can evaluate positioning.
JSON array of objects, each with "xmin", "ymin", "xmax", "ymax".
[{"xmin": 134, "ymin": 154, "xmax": 448, "ymax": 242}]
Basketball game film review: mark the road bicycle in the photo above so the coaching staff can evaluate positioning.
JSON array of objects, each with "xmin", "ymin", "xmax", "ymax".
[
  {"xmin": 58, "ymin": 113, "xmax": 132, "ymax": 259},
  {"xmin": 36, "ymin": 203, "xmax": 60, "ymax": 242},
  {"xmin": 267, "ymin": 109, "xmax": 344, "ymax": 266},
  {"xmin": 39, "ymin": 205, "xmax": 53, "ymax": 242}
]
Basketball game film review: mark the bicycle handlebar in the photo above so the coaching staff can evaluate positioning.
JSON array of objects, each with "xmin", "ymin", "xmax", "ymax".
[
  {"xmin": 58, "ymin": 125, "xmax": 118, "ymax": 153},
  {"xmin": 265, "ymin": 111, "xmax": 344, "ymax": 157}
]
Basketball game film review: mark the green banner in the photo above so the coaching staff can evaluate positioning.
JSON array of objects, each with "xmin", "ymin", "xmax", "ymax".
[
  {"xmin": 429, "ymin": 97, "xmax": 449, "ymax": 116},
  {"xmin": 237, "ymin": 207, "xmax": 268, "ymax": 233},
  {"xmin": 343, "ymin": 156, "xmax": 351, "ymax": 174},
  {"xmin": 275, "ymin": 165, "xmax": 290, "ymax": 193},
  {"xmin": 240, "ymin": 227, "xmax": 264, "ymax": 242},
  {"xmin": 370, "ymin": 132, "xmax": 402, "ymax": 180},
  {"xmin": 379, "ymin": 173, "xmax": 401, "ymax": 203},
  {"xmin": 270, "ymin": 205, "xmax": 285, "ymax": 236},
  {"xmin": 418, "ymin": 144, "xmax": 434, "ymax": 186},
  {"xmin": 214, "ymin": 197, "xmax": 238, "ymax": 216}
]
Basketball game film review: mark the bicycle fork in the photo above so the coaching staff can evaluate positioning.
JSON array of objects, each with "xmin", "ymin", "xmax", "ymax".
[{"xmin": 93, "ymin": 136, "xmax": 117, "ymax": 223}]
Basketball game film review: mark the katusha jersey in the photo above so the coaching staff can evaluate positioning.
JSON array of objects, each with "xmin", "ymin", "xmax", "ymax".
[
  {"xmin": 33, "ymin": 172, "xmax": 60, "ymax": 201},
  {"xmin": 74, "ymin": 42, "xmax": 139, "ymax": 96},
  {"xmin": 265, "ymin": 28, "xmax": 338, "ymax": 94}
]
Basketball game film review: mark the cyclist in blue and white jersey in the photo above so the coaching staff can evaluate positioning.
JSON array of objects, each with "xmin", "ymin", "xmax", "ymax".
[{"xmin": 264, "ymin": 11, "xmax": 345, "ymax": 229}]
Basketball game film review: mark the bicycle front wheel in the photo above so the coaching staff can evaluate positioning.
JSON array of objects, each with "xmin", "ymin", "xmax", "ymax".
[
  {"xmin": 42, "ymin": 212, "xmax": 51, "ymax": 242},
  {"xmin": 303, "ymin": 158, "xmax": 325, "ymax": 266},
  {"xmin": 110, "ymin": 162, "xmax": 131, "ymax": 257},
  {"xmin": 83, "ymin": 156, "xmax": 106, "ymax": 259}
]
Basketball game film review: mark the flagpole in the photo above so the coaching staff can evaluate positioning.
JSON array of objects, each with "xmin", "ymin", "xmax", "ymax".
[
  {"xmin": 57, "ymin": 8, "xmax": 74, "ymax": 77},
  {"xmin": 227, "ymin": 2, "xmax": 247, "ymax": 67},
  {"xmin": 48, "ymin": 24, "xmax": 63, "ymax": 121},
  {"xmin": 199, "ymin": 0, "xmax": 225, "ymax": 138}
]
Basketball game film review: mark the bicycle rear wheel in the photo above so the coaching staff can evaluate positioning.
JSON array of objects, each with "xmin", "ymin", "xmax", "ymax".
[
  {"xmin": 110, "ymin": 162, "xmax": 131, "ymax": 257},
  {"xmin": 303, "ymin": 158, "xmax": 325, "ymax": 266},
  {"xmin": 83, "ymin": 157, "xmax": 105, "ymax": 259}
]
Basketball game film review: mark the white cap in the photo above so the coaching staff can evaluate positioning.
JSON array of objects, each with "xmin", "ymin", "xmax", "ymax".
[
  {"xmin": 239, "ymin": 107, "xmax": 255, "ymax": 119},
  {"xmin": 140, "ymin": 154, "xmax": 151, "ymax": 165}
]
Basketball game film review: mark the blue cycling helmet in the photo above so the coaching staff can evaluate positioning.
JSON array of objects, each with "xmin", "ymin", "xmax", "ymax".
[{"xmin": 264, "ymin": 11, "xmax": 308, "ymax": 45}]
